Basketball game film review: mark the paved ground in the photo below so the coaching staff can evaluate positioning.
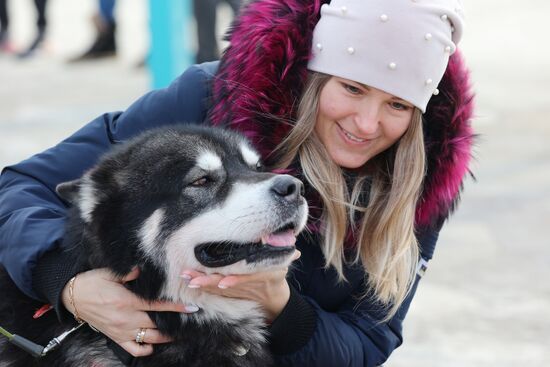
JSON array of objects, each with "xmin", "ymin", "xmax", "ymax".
[{"xmin": 1, "ymin": 0, "xmax": 549, "ymax": 366}]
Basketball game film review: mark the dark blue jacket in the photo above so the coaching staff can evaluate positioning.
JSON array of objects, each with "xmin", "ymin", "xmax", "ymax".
[{"xmin": 0, "ymin": 62, "xmax": 440, "ymax": 367}]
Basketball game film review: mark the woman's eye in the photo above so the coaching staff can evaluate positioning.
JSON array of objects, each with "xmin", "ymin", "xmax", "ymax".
[
  {"xmin": 191, "ymin": 177, "xmax": 209, "ymax": 186},
  {"xmin": 343, "ymin": 83, "xmax": 361, "ymax": 95},
  {"xmin": 390, "ymin": 101, "xmax": 410, "ymax": 111}
]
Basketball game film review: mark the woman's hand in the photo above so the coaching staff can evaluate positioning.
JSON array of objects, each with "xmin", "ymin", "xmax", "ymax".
[
  {"xmin": 61, "ymin": 267, "xmax": 199, "ymax": 357},
  {"xmin": 181, "ymin": 250, "xmax": 301, "ymax": 321}
]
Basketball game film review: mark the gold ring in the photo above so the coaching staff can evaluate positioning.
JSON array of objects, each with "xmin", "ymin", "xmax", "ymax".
[{"xmin": 135, "ymin": 328, "xmax": 147, "ymax": 344}]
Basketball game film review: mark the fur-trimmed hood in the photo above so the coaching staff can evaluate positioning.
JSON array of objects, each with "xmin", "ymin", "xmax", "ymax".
[{"xmin": 209, "ymin": 0, "xmax": 475, "ymax": 230}]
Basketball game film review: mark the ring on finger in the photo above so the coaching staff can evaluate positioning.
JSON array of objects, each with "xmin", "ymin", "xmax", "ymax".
[{"xmin": 135, "ymin": 328, "xmax": 147, "ymax": 344}]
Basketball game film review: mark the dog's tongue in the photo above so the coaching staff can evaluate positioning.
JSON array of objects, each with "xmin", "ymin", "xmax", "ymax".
[{"xmin": 261, "ymin": 230, "xmax": 296, "ymax": 247}]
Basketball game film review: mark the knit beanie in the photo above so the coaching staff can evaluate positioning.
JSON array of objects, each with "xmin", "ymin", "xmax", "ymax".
[{"xmin": 308, "ymin": 0, "xmax": 465, "ymax": 112}]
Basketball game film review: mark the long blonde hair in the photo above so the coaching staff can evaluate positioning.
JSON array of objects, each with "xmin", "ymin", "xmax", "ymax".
[{"xmin": 271, "ymin": 72, "xmax": 426, "ymax": 319}]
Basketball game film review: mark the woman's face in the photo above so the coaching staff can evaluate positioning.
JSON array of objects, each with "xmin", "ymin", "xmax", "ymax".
[{"xmin": 315, "ymin": 77, "xmax": 414, "ymax": 169}]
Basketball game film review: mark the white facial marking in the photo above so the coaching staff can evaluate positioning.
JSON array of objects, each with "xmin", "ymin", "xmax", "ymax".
[
  {"xmin": 78, "ymin": 177, "xmax": 98, "ymax": 223},
  {"xmin": 196, "ymin": 150, "xmax": 222, "ymax": 171},
  {"xmin": 138, "ymin": 208, "xmax": 165, "ymax": 262},
  {"xmin": 240, "ymin": 143, "xmax": 260, "ymax": 167}
]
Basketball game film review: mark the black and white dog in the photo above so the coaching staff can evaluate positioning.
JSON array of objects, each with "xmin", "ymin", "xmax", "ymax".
[{"xmin": 0, "ymin": 125, "xmax": 308, "ymax": 366}]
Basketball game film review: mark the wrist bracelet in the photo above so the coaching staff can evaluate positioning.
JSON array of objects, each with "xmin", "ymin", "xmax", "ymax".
[{"xmin": 68, "ymin": 275, "xmax": 84, "ymax": 324}]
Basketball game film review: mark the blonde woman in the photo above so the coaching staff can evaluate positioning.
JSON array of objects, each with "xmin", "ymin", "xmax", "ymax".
[{"xmin": 0, "ymin": 0, "xmax": 474, "ymax": 366}]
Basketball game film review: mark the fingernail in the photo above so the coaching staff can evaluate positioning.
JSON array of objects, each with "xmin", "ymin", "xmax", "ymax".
[
  {"xmin": 180, "ymin": 274, "xmax": 193, "ymax": 283},
  {"xmin": 187, "ymin": 283, "xmax": 201, "ymax": 289},
  {"xmin": 218, "ymin": 283, "xmax": 228, "ymax": 289},
  {"xmin": 185, "ymin": 303, "xmax": 200, "ymax": 313}
]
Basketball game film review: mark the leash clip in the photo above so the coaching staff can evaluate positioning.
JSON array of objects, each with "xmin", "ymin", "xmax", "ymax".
[{"xmin": 41, "ymin": 322, "xmax": 86, "ymax": 355}]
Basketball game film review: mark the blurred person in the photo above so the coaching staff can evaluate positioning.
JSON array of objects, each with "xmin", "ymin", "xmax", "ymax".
[
  {"xmin": 70, "ymin": 0, "xmax": 116, "ymax": 61},
  {"xmin": 194, "ymin": 0, "xmax": 241, "ymax": 62},
  {"xmin": 0, "ymin": 0, "xmax": 475, "ymax": 365},
  {"xmin": 0, "ymin": 0, "xmax": 10, "ymax": 51},
  {"xmin": 0, "ymin": 0, "xmax": 48, "ymax": 57},
  {"xmin": 17, "ymin": 0, "xmax": 48, "ymax": 58}
]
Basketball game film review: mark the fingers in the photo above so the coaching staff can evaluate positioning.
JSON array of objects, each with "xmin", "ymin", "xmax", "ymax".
[
  {"xmin": 101, "ymin": 269, "xmax": 198, "ymax": 314},
  {"xmin": 134, "ymin": 298, "xmax": 200, "ymax": 314},
  {"xmin": 138, "ymin": 328, "xmax": 172, "ymax": 344},
  {"xmin": 181, "ymin": 249, "xmax": 301, "ymax": 290},
  {"xmin": 112, "ymin": 326, "xmax": 172, "ymax": 357},
  {"xmin": 183, "ymin": 272, "xmax": 231, "ymax": 298},
  {"xmin": 132, "ymin": 313, "xmax": 158, "ymax": 330},
  {"xmin": 180, "ymin": 270, "xmax": 221, "ymax": 289},
  {"xmin": 180, "ymin": 270, "xmax": 201, "ymax": 286},
  {"xmin": 118, "ymin": 327, "xmax": 172, "ymax": 357},
  {"xmin": 183, "ymin": 268, "xmax": 288, "ymax": 294},
  {"xmin": 183, "ymin": 269, "xmax": 288, "ymax": 289},
  {"xmin": 218, "ymin": 268, "xmax": 288, "ymax": 288},
  {"xmin": 187, "ymin": 273, "xmax": 224, "ymax": 289},
  {"xmin": 120, "ymin": 341, "xmax": 153, "ymax": 357},
  {"xmin": 120, "ymin": 266, "xmax": 141, "ymax": 283}
]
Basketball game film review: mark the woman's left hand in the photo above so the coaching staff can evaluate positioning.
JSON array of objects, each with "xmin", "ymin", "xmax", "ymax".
[{"xmin": 180, "ymin": 250, "xmax": 301, "ymax": 321}]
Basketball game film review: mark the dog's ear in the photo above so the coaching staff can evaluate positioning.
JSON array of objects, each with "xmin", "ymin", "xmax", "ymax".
[{"xmin": 56, "ymin": 179, "xmax": 81, "ymax": 204}]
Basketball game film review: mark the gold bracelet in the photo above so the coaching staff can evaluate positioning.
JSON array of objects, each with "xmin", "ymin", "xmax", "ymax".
[{"xmin": 68, "ymin": 275, "xmax": 84, "ymax": 324}]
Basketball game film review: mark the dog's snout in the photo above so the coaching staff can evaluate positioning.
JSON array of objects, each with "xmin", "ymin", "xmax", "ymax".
[{"xmin": 271, "ymin": 176, "xmax": 304, "ymax": 202}]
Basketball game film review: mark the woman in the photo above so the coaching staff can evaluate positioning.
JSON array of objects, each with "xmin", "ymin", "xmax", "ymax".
[{"xmin": 0, "ymin": 0, "xmax": 475, "ymax": 366}]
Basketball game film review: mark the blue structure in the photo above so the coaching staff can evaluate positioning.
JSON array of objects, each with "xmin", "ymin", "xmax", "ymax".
[{"xmin": 148, "ymin": 0, "xmax": 194, "ymax": 89}]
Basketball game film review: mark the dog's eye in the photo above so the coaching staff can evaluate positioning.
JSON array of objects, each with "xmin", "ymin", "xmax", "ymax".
[
  {"xmin": 255, "ymin": 161, "xmax": 263, "ymax": 171},
  {"xmin": 190, "ymin": 177, "xmax": 209, "ymax": 186}
]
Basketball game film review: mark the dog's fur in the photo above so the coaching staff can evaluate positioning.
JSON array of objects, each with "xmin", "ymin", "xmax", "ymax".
[{"xmin": 0, "ymin": 125, "xmax": 308, "ymax": 367}]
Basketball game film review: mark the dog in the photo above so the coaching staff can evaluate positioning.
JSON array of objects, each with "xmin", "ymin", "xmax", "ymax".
[{"xmin": 0, "ymin": 124, "xmax": 308, "ymax": 367}]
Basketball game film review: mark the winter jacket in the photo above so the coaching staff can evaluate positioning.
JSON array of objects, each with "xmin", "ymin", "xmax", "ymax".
[{"xmin": 0, "ymin": 1, "xmax": 475, "ymax": 366}]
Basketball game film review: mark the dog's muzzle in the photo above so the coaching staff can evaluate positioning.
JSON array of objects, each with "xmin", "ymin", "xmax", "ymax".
[{"xmin": 194, "ymin": 175, "xmax": 307, "ymax": 268}]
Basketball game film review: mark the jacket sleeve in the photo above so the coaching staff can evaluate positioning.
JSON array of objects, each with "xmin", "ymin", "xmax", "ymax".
[
  {"xmin": 0, "ymin": 63, "xmax": 214, "ymax": 303},
  {"xmin": 269, "ymin": 228, "xmax": 441, "ymax": 367}
]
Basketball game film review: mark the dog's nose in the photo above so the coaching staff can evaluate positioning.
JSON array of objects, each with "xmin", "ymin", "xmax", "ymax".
[{"xmin": 271, "ymin": 176, "xmax": 304, "ymax": 202}]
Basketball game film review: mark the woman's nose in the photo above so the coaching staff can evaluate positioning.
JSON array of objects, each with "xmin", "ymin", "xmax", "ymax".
[{"xmin": 354, "ymin": 102, "xmax": 381, "ymax": 135}]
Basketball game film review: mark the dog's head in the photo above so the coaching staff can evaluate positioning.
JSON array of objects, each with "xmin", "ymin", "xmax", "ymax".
[{"xmin": 57, "ymin": 125, "xmax": 308, "ymax": 280}]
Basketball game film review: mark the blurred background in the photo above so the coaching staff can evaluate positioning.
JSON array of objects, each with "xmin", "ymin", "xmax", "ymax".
[{"xmin": 0, "ymin": 0, "xmax": 549, "ymax": 366}]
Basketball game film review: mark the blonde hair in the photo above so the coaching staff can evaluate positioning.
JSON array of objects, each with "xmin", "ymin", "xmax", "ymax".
[{"xmin": 271, "ymin": 72, "xmax": 426, "ymax": 320}]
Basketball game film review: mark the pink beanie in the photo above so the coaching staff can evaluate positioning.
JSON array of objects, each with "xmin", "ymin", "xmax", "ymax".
[{"xmin": 308, "ymin": 0, "xmax": 465, "ymax": 112}]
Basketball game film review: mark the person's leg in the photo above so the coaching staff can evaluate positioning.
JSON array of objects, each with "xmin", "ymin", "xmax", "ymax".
[
  {"xmin": 99, "ymin": 0, "xmax": 116, "ymax": 26},
  {"xmin": 0, "ymin": 0, "xmax": 9, "ymax": 35},
  {"xmin": 34, "ymin": 0, "xmax": 47, "ymax": 32},
  {"xmin": 70, "ymin": 0, "xmax": 116, "ymax": 61},
  {"xmin": 17, "ymin": 0, "xmax": 48, "ymax": 57},
  {"xmin": 0, "ymin": 0, "xmax": 10, "ymax": 50},
  {"xmin": 194, "ymin": 0, "xmax": 219, "ymax": 63}
]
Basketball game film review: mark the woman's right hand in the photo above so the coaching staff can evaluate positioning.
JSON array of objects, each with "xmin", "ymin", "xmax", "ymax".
[{"xmin": 61, "ymin": 267, "xmax": 198, "ymax": 357}]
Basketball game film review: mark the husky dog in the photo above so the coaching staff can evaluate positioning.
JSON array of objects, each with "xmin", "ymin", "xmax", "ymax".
[{"xmin": 0, "ymin": 125, "xmax": 308, "ymax": 367}]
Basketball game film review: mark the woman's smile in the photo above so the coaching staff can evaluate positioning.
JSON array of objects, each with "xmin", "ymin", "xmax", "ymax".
[{"xmin": 335, "ymin": 122, "xmax": 371, "ymax": 144}]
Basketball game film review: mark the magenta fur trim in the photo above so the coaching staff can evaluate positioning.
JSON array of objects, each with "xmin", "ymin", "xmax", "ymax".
[
  {"xmin": 210, "ymin": 0, "xmax": 475, "ymax": 229},
  {"xmin": 416, "ymin": 51, "xmax": 475, "ymax": 227},
  {"xmin": 210, "ymin": 0, "xmax": 323, "ymax": 161}
]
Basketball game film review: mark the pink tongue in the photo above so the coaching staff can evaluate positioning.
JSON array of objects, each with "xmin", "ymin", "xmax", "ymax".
[{"xmin": 262, "ymin": 230, "xmax": 296, "ymax": 247}]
